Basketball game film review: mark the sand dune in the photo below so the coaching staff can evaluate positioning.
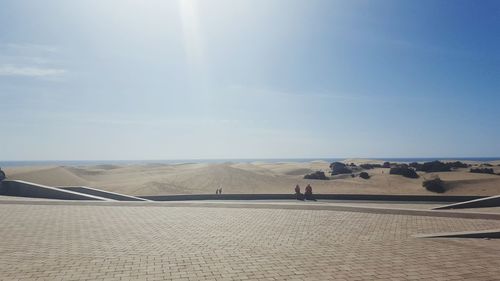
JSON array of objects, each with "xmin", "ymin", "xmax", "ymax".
[
  {"xmin": 5, "ymin": 166, "xmax": 89, "ymax": 187},
  {"xmin": 3, "ymin": 160, "xmax": 500, "ymax": 196}
]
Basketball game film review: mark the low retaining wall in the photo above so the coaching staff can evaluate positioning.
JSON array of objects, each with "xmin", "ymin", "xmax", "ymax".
[
  {"xmin": 433, "ymin": 195, "xmax": 500, "ymax": 210},
  {"xmin": 61, "ymin": 186, "xmax": 150, "ymax": 201},
  {"xmin": 0, "ymin": 180, "xmax": 108, "ymax": 201},
  {"xmin": 143, "ymin": 194, "xmax": 297, "ymax": 201},
  {"xmin": 141, "ymin": 193, "xmax": 483, "ymax": 202},
  {"xmin": 415, "ymin": 229, "xmax": 500, "ymax": 238}
]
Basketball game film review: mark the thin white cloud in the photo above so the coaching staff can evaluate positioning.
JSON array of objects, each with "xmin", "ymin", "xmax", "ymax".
[
  {"xmin": 1, "ymin": 43, "xmax": 59, "ymax": 53},
  {"xmin": 0, "ymin": 42, "xmax": 66, "ymax": 79},
  {"xmin": 0, "ymin": 64, "xmax": 66, "ymax": 77},
  {"xmin": 228, "ymin": 85, "xmax": 365, "ymax": 101},
  {"xmin": 0, "ymin": 54, "xmax": 53, "ymax": 65}
]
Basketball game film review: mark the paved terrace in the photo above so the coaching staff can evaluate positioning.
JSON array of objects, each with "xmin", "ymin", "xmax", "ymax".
[{"xmin": 1, "ymin": 200, "xmax": 500, "ymax": 281}]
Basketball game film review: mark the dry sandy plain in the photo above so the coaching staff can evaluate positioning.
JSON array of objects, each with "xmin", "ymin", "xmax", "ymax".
[{"xmin": 3, "ymin": 159, "xmax": 500, "ymax": 196}]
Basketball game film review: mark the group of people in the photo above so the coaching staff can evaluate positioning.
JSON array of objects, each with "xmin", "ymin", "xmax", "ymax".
[
  {"xmin": 294, "ymin": 184, "xmax": 315, "ymax": 201},
  {"xmin": 215, "ymin": 188, "xmax": 223, "ymax": 195}
]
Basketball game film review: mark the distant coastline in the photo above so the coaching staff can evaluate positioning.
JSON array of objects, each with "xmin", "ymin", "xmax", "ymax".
[{"xmin": 1, "ymin": 157, "xmax": 500, "ymax": 168}]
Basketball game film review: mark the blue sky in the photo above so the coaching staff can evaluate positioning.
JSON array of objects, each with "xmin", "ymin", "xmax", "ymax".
[{"xmin": 0, "ymin": 0, "xmax": 499, "ymax": 160}]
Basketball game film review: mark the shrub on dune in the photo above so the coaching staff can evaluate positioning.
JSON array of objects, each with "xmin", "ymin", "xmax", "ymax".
[
  {"xmin": 409, "ymin": 162, "xmax": 422, "ymax": 169},
  {"xmin": 360, "ymin": 163, "xmax": 382, "ymax": 169},
  {"xmin": 470, "ymin": 168, "xmax": 495, "ymax": 175},
  {"xmin": 330, "ymin": 162, "xmax": 353, "ymax": 176},
  {"xmin": 423, "ymin": 176, "xmax": 445, "ymax": 193},
  {"xmin": 389, "ymin": 166, "xmax": 419, "ymax": 178},
  {"xmin": 445, "ymin": 161, "xmax": 469, "ymax": 169},
  {"xmin": 331, "ymin": 166, "xmax": 352, "ymax": 175},
  {"xmin": 359, "ymin": 172, "xmax": 370, "ymax": 179},
  {"xmin": 329, "ymin": 162, "xmax": 345, "ymax": 169},
  {"xmin": 360, "ymin": 164, "xmax": 373, "ymax": 169},
  {"xmin": 417, "ymin": 161, "xmax": 451, "ymax": 172},
  {"xmin": 304, "ymin": 171, "xmax": 329, "ymax": 180}
]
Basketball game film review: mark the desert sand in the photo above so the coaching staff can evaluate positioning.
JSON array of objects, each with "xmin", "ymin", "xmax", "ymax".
[{"xmin": 3, "ymin": 160, "xmax": 500, "ymax": 196}]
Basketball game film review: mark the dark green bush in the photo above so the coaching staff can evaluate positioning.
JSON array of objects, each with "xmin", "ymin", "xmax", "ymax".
[
  {"xmin": 330, "ymin": 162, "xmax": 353, "ymax": 176},
  {"xmin": 359, "ymin": 172, "xmax": 370, "ymax": 179},
  {"xmin": 418, "ymin": 161, "xmax": 451, "ymax": 172},
  {"xmin": 470, "ymin": 168, "xmax": 495, "ymax": 174},
  {"xmin": 389, "ymin": 167, "xmax": 419, "ymax": 178},
  {"xmin": 329, "ymin": 162, "xmax": 346, "ymax": 169},
  {"xmin": 360, "ymin": 163, "xmax": 382, "ymax": 169},
  {"xmin": 409, "ymin": 162, "xmax": 422, "ymax": 169},
  {"xmin": 304, "ymin": 171, "xmax": 328, "ymax": 180},
  {"xmin": 445, "ymin": 161, "xmax": 469, "ymax": 169},
  {"xmin": 423, "ymin": 177, "xmax": 445, "ymax": 193}
]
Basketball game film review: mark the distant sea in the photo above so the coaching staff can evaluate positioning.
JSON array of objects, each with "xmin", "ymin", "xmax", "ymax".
[{"xmin": 1, "ymin": 158, "xmax": 499, "ymax": 168}]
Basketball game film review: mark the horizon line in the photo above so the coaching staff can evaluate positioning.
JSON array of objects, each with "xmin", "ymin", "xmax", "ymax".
[{"xmin": 2, "ymin": 157, "xmax": 500, "ymax": 162}]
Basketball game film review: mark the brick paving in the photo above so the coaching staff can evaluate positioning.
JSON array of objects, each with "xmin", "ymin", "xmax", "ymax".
[{"xmin": 1, "ymin": 203, "xmax": 500, "ymax": 280}]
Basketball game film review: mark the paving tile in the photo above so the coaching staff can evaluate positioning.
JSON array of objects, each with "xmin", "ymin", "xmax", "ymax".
[{"xmin": 1, "ymin": 204, "xmax": 500, "ymax": 280}]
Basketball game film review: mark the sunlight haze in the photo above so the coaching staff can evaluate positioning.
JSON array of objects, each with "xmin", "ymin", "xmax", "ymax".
[{"xmin": 1, "ymin": 0, "xmax": 499, "ymax": 160}]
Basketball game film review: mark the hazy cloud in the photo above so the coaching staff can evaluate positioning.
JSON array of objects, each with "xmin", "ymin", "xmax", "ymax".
[
  {"xmin": 0, "ymin": 43, "xmax": 59, "ymax": 53},
  {"xmin": 0, "ymin": 43, "xmax": 66, "ymax": 78},
  {"xmin": 0, "ymin": 64, "xmax": 66, "ymax": 77}
]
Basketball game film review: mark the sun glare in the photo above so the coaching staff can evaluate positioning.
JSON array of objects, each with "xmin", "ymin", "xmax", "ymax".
[{"xmin": 178, "ymin": 0, "xmax": 203, "ymax": 66}]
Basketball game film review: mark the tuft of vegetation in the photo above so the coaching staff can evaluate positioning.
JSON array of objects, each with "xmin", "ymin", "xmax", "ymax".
[
  {"xmin": 351, "ymin": 174, "xmax": 355, "ymax": 178},
  {"xmin": 481, "ymin": 163, "xmax": 493, "ymax": 167},
  {"xmin": 417, "ymin": 161, "xmax": 451, "ymax": 173},
  {"xmin": 304, "ymin": 171, "xmax": 329, "ymax": 180},
  {"xmin": 470, "ymin": 168, "xmax": 495, "ymax": 175},
  {"xmin": 330, "ymin": 162, "xmax": 353, "ymax": 176},
  {"xmin": 409, "ymin": 162, "xmax": 421, "ymax": 169},
  {"xmin": 359, "ymin": 172, "xmax": 370, "ymax": 179},
  {"xmin": 445, "ymin": 161, "xmax": 469, "ymax": 169},
  {"xmin": 423, "ymin": 176, "xmax": 445, "ymax": 193},
  {"xmin": 360, "ymin": 163, "xmax": 382, "ymax": 169},
  {"xmin": 0, "ymin": 168, "xmax": 5, "ymax": 181},
  {"xmin": 329, "ymin": 162, "xmax": 345, "ymax": 169},
  {"xmin": 411, "ymin": 161, "xmax": 469, "ymax": 170},
  {"xmin": 389, "ymin": 166, "xmax": 419, "ymax": 178}
]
